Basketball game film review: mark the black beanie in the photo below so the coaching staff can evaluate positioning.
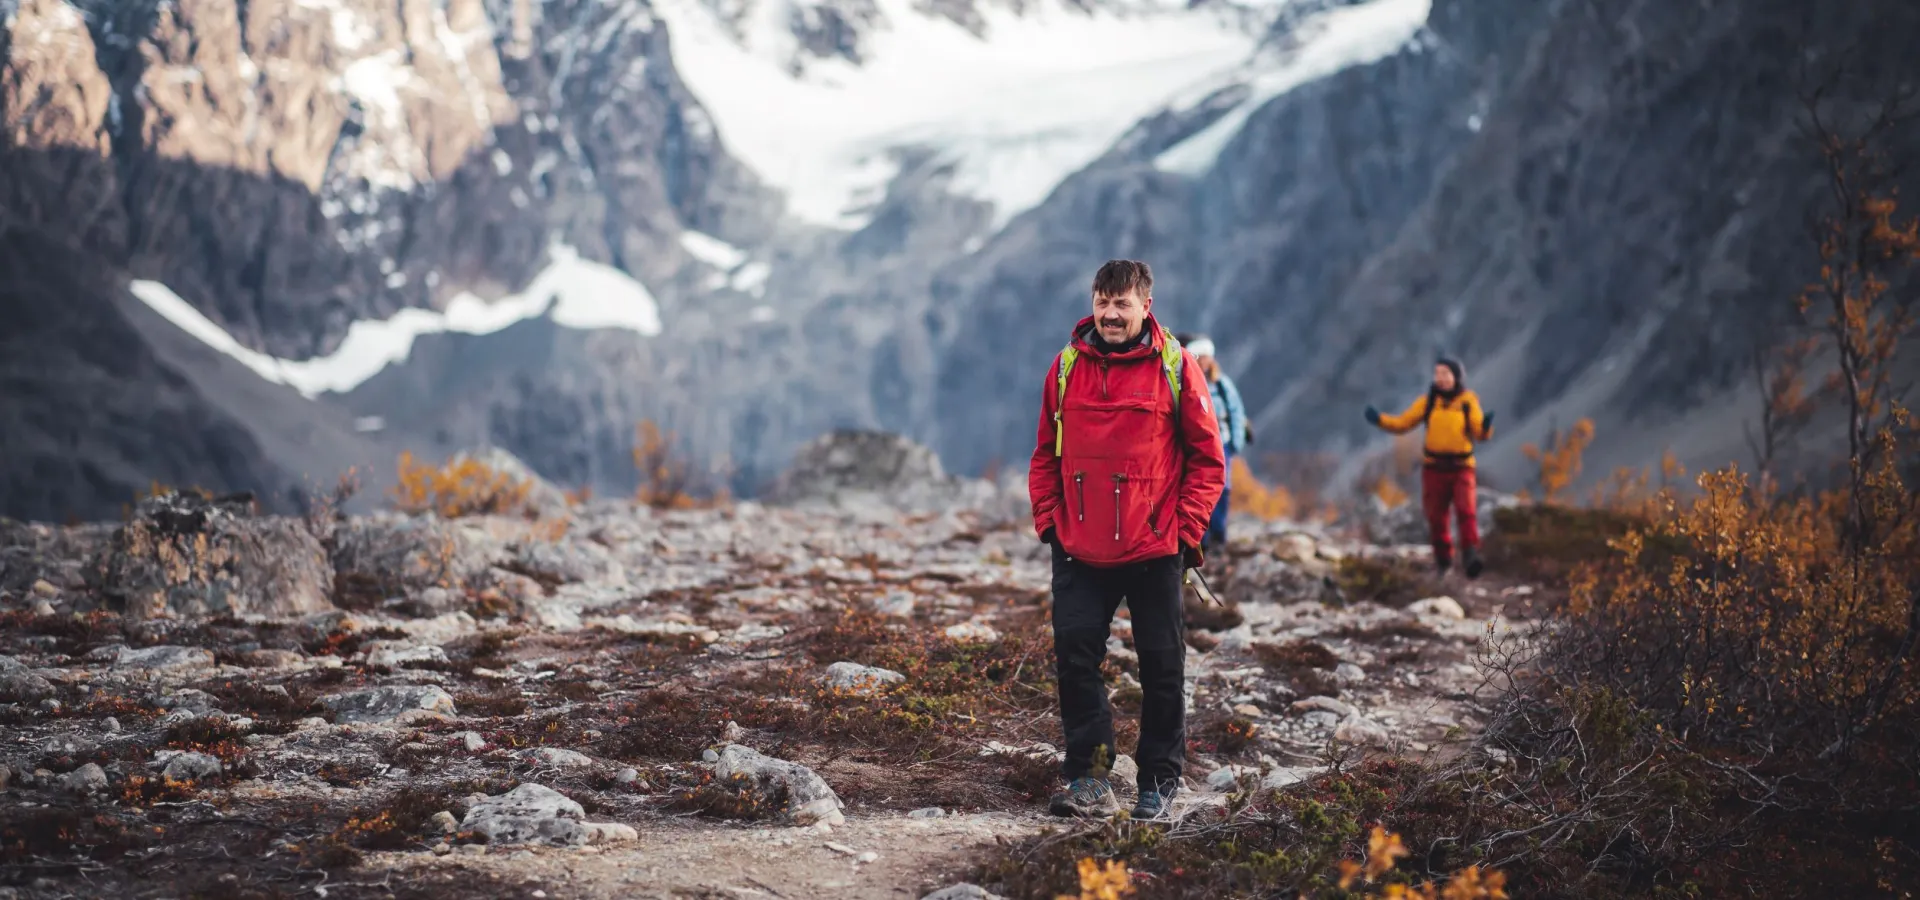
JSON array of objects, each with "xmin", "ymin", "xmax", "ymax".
[{"xmin": 1436, "ymin": 356, "xmax": 1465, "ymax": 386}]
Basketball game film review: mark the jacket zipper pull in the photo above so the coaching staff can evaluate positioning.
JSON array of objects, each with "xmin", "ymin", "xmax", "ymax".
[
  {"xmin": 1111, "ymin": 473, "xmax": 1126, "ymax": 540},
  {"xmin": 1074, "ymin": 472, "xmax": 1086, "ymax": 522}
]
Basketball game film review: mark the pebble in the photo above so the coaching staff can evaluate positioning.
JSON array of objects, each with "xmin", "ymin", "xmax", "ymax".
[
  {"xmin": 1232, "ymin": 703, "xmax": 1262, "ymax": 718},
  {"xmin": 59, "ymin": 763, "xmax": 108, "ymax": 794},
  {"xmin": 908, "ymin": 807, "xmax": 946, "ymax": 819},
  {"xmin": 459, "ymin": 844, "xmax": 487, "ymax": 856},
  {"xmin": 1291, "ymin": 696, "xmax": 1356, "ymax": 718},
  {"xmin": 857, "ymin": 851, "xmax": 879, "ymax": 864},
  {"xmin": 30, "ymin": 579, "xmax": 57, "ymax": 598},
  {"xmin": 103, "ymin": 717, "xmax": 121, "ymax": 733},
  {"xmin": 431, "ymin": 811, "xmax": 459, "ymax": 834},
  {"xmin": 1334, "ymin": 663, "xmax": 1366, "ymax": 685},
  {"xmin": 29, "ymin": 600, "xmax": 55, "ymax": 617},
  {"xmin": 462, "ymin": 731, "xmax": 487, "ymax": 752},
  {"xmin": 432, "ymin": 842, "xmax": 452, "ymax": 855},
  {"xmin": 722, "ymin": 720, "xmax": 746, "ymax": 742},
  {"xmin": 615, "ymin": 768, "xmax": 640, "ymax": 785}
]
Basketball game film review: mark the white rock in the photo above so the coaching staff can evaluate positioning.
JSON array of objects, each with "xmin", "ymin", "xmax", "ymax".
[
  {"xmin": 320, "ymin": 686, "xmax": 457, "ymax": 724},
  {"xmin": 1334, "ymin": 714, "xmax": 1392, "ymax": 748},
  {"xmin": 1303, "ymin": 711, "xmax": 1340, "ymax": 728},
  {"xmin": 921, "ymin": 886, "xmax": 1008, "ymax": 900},
  {"xmin": 1290, "ymin": 696, "xmax": 1356, "ymax": 718},
  {"xmin": 856, "ymin": 851, "xmax": 879, "ymax": 864},
  {"xmin": 1408, "ymin": 596, "xmax": 1466, "ymax": 619},
  {"xmin": 1205, "ymin": 765, "xmax": 1254, "ymax": 792},
  {"xmin": 1110, "ymin": 753, "xmax": 1139, "ymax": 786},
  {"xmin": 722, "ymin": 720, "xmax": 747, "ymax": 742},
  {"xmin": 364, "ymin": 641, "xmax": 448, "ymax": 668},
  {"xmin": 461, "ymin": 783, "xmax": 588, "ymax": 846},
  {"xmin": 822, "ymin": 662, "xmax": 905, "ymax": 695},
  {"xmin": 908, "ymin": 807, "xmax": 947, "ymax": 819},
  {"xmin": 160, "ymin": 751, "xmax": 223, "ymax": 780},
  {"xmin": 113, "ymin": 646, "xmax": 217, "ymax": 671},
  {"xmin": 461, "ymin": 732, "xmax": 487, "ymax": 752},
  {"xmin": 583, "ymin": 822, "xmax": 639, "ymax": 844},
  {"xmin": 615, "ymin": 768, "xmax": 641, "ymax": 784},
  {"xmin": 1260, "ymin": 766, "xmax": 1320, "ymax": 790},
  {"xmin": 713, "ymin": 744, "xmax": 846, "ymax": 826},
  {"xmin": 431, "ymin": 811, "xmax": 459, "ymax": 834},
  {"xmin": 944, "ymin": 621, "xmax": 1000, "ymax": 642},
  {"xmin": 59, "ymin": 763, "xmax": 108, "ymax": 793},
  {"xmin": 524, "ymin": 747, "xmax": 593, "ymax": 768},
  {"xmin": 1334, "ymin": 663, "xmax": 1367, "ymax": 685}
]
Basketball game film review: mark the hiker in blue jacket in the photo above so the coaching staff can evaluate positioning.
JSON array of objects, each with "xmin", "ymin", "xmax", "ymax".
[{"xmin": 1179, "ymin": 335, "xmax": 1250, "ymax": 552}]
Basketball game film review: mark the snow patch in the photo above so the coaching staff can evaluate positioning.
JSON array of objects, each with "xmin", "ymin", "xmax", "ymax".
[
  {"xmin": 731, "ymin": 262, "xmax": 771, "ymax": 298},
  {"xmin": 654, "ymin": 0, "xmax": 1270, "ymax": 230},
  {"xmin": 128, "ymin": 245, "xmax": 660, "ymax": 398},
  {"xmin": 1152, "ymin": 0, "xmax": 1430, "ymax": 176},
  {"xmin": 679, "ymin": 230, "xmax": 749, "ymax": 270}
]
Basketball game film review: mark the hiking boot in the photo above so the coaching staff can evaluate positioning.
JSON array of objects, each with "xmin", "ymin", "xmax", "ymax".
[
  {"xmin": 1434, "ymin": 554, "xmax": 1452, "ymax": 576},
  {"xmin": 1463, "ymin": 547, "xmax": 1484, "ymax": 579},
  {"xmin": 1048, "ymin": 777, "xmax": 1119, "ymax": 818},
  {"xmin": 1129, "ymin": 784, "xmax": 1178, "ymax": 821}
]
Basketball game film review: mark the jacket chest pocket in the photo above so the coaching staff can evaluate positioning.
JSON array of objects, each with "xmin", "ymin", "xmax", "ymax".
[{"xmin": 1062, "ymin": 396, "xmax": 1168, "ymax": 460}]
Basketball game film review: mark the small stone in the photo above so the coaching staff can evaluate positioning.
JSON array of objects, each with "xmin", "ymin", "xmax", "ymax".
[
  {"xmin": 1290, "ymin": 696, "xmax": 1356, "ymax": 718},
  {"xmin": 524, "ymin": 747, "xmax": 593, "ymax": 768},
  {"xmin": 1334, "ymin": 714, "xmax": 1392, "ymax": 748},
  {"xmin": 30, "ymin": 579, "xmax": 58, "ymax": 598},
  {"xmin": 1232, "ymin": 703, "xmax": 1262, "ymax": 718},
  {"xmin": 583, "ymin": 822, "xmax": 638, "ymax": 844},
  {"xmin": 1260, "ymin": 766, "xmax": 1318, "ymax": 790},
  {"xmin": 160, "ymin": 752, "xmax": 223, "ymax": 781},
  {"xmin": 30, "ymin": 600, "xmax": 56, "ymax": 617},
  {"xmin": 459, "ymin": 844, "xmax": 487, "ymax": 856},
  {"xmin": 856, "ymin": 851, "xmax": 878, "ymax": 864},
  {"xmin": 943, "ymin": 621, "xmax": 1000, "ymax": 642},
  {"xmin": 1408, "ymin": 596, "xmax": 1466, "ymax": 619},
  {"xmin": 59, "ymin": 763, "xmax": 108, "ymax": 794},
  {"xmin": 1205, "ymin": 766, "xmax": 1250, "ymax": 792},
  {"xmin": 0, "ymin": 670, "xmax": 53, "ymax": 703},
  {"xmin": 242, "ymin": 649, "xmax": 305, "ymax": 669},
  {"xmin": 103, "ymin": 717, "xmax": 121, "ymax": 733},
  {"xmin": 702, "ymin": 749, "xmax": 721, "ymax": 764},
  {"xmin": 822, "ymin": 662, "xmax": 906, "ymax": 696},
  {"xmin": 614, "ymin": 768, "xmax": 640, "ymax": 785},
  {"xmin": 0, "ymin": 765, "xmax": 12, "ymax": 790},
  {"xmin": 431, "ymin": 811, "xmax": 459, "ymax": 834},
  {"xmin": 462, "ymin": 731, "xmax": 487, "ymax": 752},
  {"xmin": 1334, "ymin": 663, "xmax": 1366, "ymax": 685},
  {"xmin": 920, "ymin": 885, "xmax": 1008, "ymax": 900},
  {"xmin": 319, "ymin": 686, "xmax": 457, "ymax": 724},
  {"xmin": 113, "ymin": 646, "xmax": 217, "ymax": 671},
  {"xmin": 1111, "ymin": 753, "xmax": 1139, "ymax": 785},
  {"xmin": 908, "ymin": 807, "xmax": 946, "ymax": 819},
  {"xmin": 38, "ymin": 698, "xmax": 60, "ymax": 713},
  {"xmin": 722, "ymin": 720, "xmax": 747, "ymax": 743},
  {"xmin": 1303, "ymin": 711, "xmax": 1340, "ymax": 728},
  {"xmin": 825, "ymin": 841, "xmax": 858, "ymax": 856},
  {"xmin": 533, "ymin": 891, "xmax": 547, "ymax": 898},
  {"xmin": 432, "ymin": 842, "xmax": 452, "ymax": 855}
]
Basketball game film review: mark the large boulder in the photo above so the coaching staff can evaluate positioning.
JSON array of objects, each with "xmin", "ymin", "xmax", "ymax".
[
  {"xmin": 330, "ymin": 513, "xmax": 500, "ymax": 606},
  {"xmin": 91, "ymin": 491, "xmax": 332, "ymax": 620},
  {"xmin": 766, "ymin": 430, "xmax": 1005, "ymax": 514}
]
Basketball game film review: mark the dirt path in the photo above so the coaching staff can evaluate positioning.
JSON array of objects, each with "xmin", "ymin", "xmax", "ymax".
[{"xmin": 381, "ymin": 811, "xmax": 1051, "ymax": 899}]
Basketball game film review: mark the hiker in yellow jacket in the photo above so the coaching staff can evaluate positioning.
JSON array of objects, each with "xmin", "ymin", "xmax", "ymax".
[{"xmin": 1364, "ymin": 357, "xmax": 1495, "ymax": 577}]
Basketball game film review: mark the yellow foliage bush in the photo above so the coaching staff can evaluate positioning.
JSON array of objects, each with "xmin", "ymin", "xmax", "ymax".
[
  {"xmin": 1057, "ymin": 857, "xmax": 1134, "ymax": 900},
  {"xmin": 1520, "ymin": 418, "xmax": 1594, "ymax": 504},
  {"xmin": 1230, "ymin": 457, "xmax": 1295, "ymax": 521},
  {"xmin": 389, "ymin": 451, "xmax": 532, "ymax": 518}
]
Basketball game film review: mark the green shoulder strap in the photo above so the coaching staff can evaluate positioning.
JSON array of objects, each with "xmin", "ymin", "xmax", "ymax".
[
  {"xmin": 1053, "ymin": 345, "xmax": 1079, "ymax": 456},
  {"xmin": 1053, "ymin": 330, "xmax": 1184, "ymax": 457},
  {"xmin": 1159, "ymin": 328, "xmax": 1184, "ymax": 419}
]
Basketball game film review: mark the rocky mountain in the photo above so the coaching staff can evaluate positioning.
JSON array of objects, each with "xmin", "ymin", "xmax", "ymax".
[{"xmin": 2, "ymin": 0, "xmax": 1916, "ymax": 520}]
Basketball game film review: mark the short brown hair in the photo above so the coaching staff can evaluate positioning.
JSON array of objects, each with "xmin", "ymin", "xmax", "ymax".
[{"xmin": 1092, "ymin": 259, "xmax": 1152, "ymax": 299}]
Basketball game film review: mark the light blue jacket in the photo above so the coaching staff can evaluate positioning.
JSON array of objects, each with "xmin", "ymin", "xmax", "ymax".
[{"xmin": 1210, "ymin": 374, "xmax": 1249, "ymax": 457}]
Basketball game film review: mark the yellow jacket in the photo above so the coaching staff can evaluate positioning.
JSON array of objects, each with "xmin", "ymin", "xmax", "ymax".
[{"xmin": 1376, "ymin": 389, "xmax": 1493, "ymax": 468}]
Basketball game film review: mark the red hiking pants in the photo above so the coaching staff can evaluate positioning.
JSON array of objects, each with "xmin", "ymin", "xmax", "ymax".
[{"xmin": 1420, "ymin": 466, "xmax": 1479, "ymax": 563}]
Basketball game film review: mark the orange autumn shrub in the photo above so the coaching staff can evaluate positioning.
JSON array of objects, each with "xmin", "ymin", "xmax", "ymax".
[{"xmin": 389, "ymin": 451, "xmax": 532, "ymax": 518}]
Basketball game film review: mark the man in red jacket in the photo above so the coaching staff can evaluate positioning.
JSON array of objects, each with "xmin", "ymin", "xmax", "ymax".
[{"xmin": 1028, "ymin": 259, "xmax": 1226, "ymax": 820}]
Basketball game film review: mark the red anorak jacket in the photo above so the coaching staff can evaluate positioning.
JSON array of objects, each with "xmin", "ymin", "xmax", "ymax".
[{"xmin": 1028, "ymin": 315, "xmax": 1226, "ymax": 567}]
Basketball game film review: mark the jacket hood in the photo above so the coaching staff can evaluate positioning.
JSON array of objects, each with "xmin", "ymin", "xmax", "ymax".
[{"xmin": 1071, "ymin": 313, "xmax": 1167, "ymax": 361}]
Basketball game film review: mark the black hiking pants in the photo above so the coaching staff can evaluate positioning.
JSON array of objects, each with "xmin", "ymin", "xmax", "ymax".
[{"xmin": 1050, "ymin": 545, "xmax": 1186, "ymax": 793}]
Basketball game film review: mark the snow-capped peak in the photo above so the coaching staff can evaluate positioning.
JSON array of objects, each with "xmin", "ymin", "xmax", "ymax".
[{"xmin": 656, "ymin": 0, "xmax": 1298, "ymax": 230}]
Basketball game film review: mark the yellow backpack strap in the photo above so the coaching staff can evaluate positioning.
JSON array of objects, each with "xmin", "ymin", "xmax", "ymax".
[
  {"xmin": 1053, "ymin": 346, "xmax": 1079, "ymax": 456},
  {"xmin": 1159, "ymin": 329, "xmax": 1183, "ymax": 418}
]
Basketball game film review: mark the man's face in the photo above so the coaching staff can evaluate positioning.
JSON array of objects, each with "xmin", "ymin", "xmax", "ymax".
[
  {"xmin": 1092, "ymin": 288, "xmax": 1150, "ymax": 344},
  {"xmin": 1433, "ymin": 363, "xmax": 1456, "ymax": 391}
]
